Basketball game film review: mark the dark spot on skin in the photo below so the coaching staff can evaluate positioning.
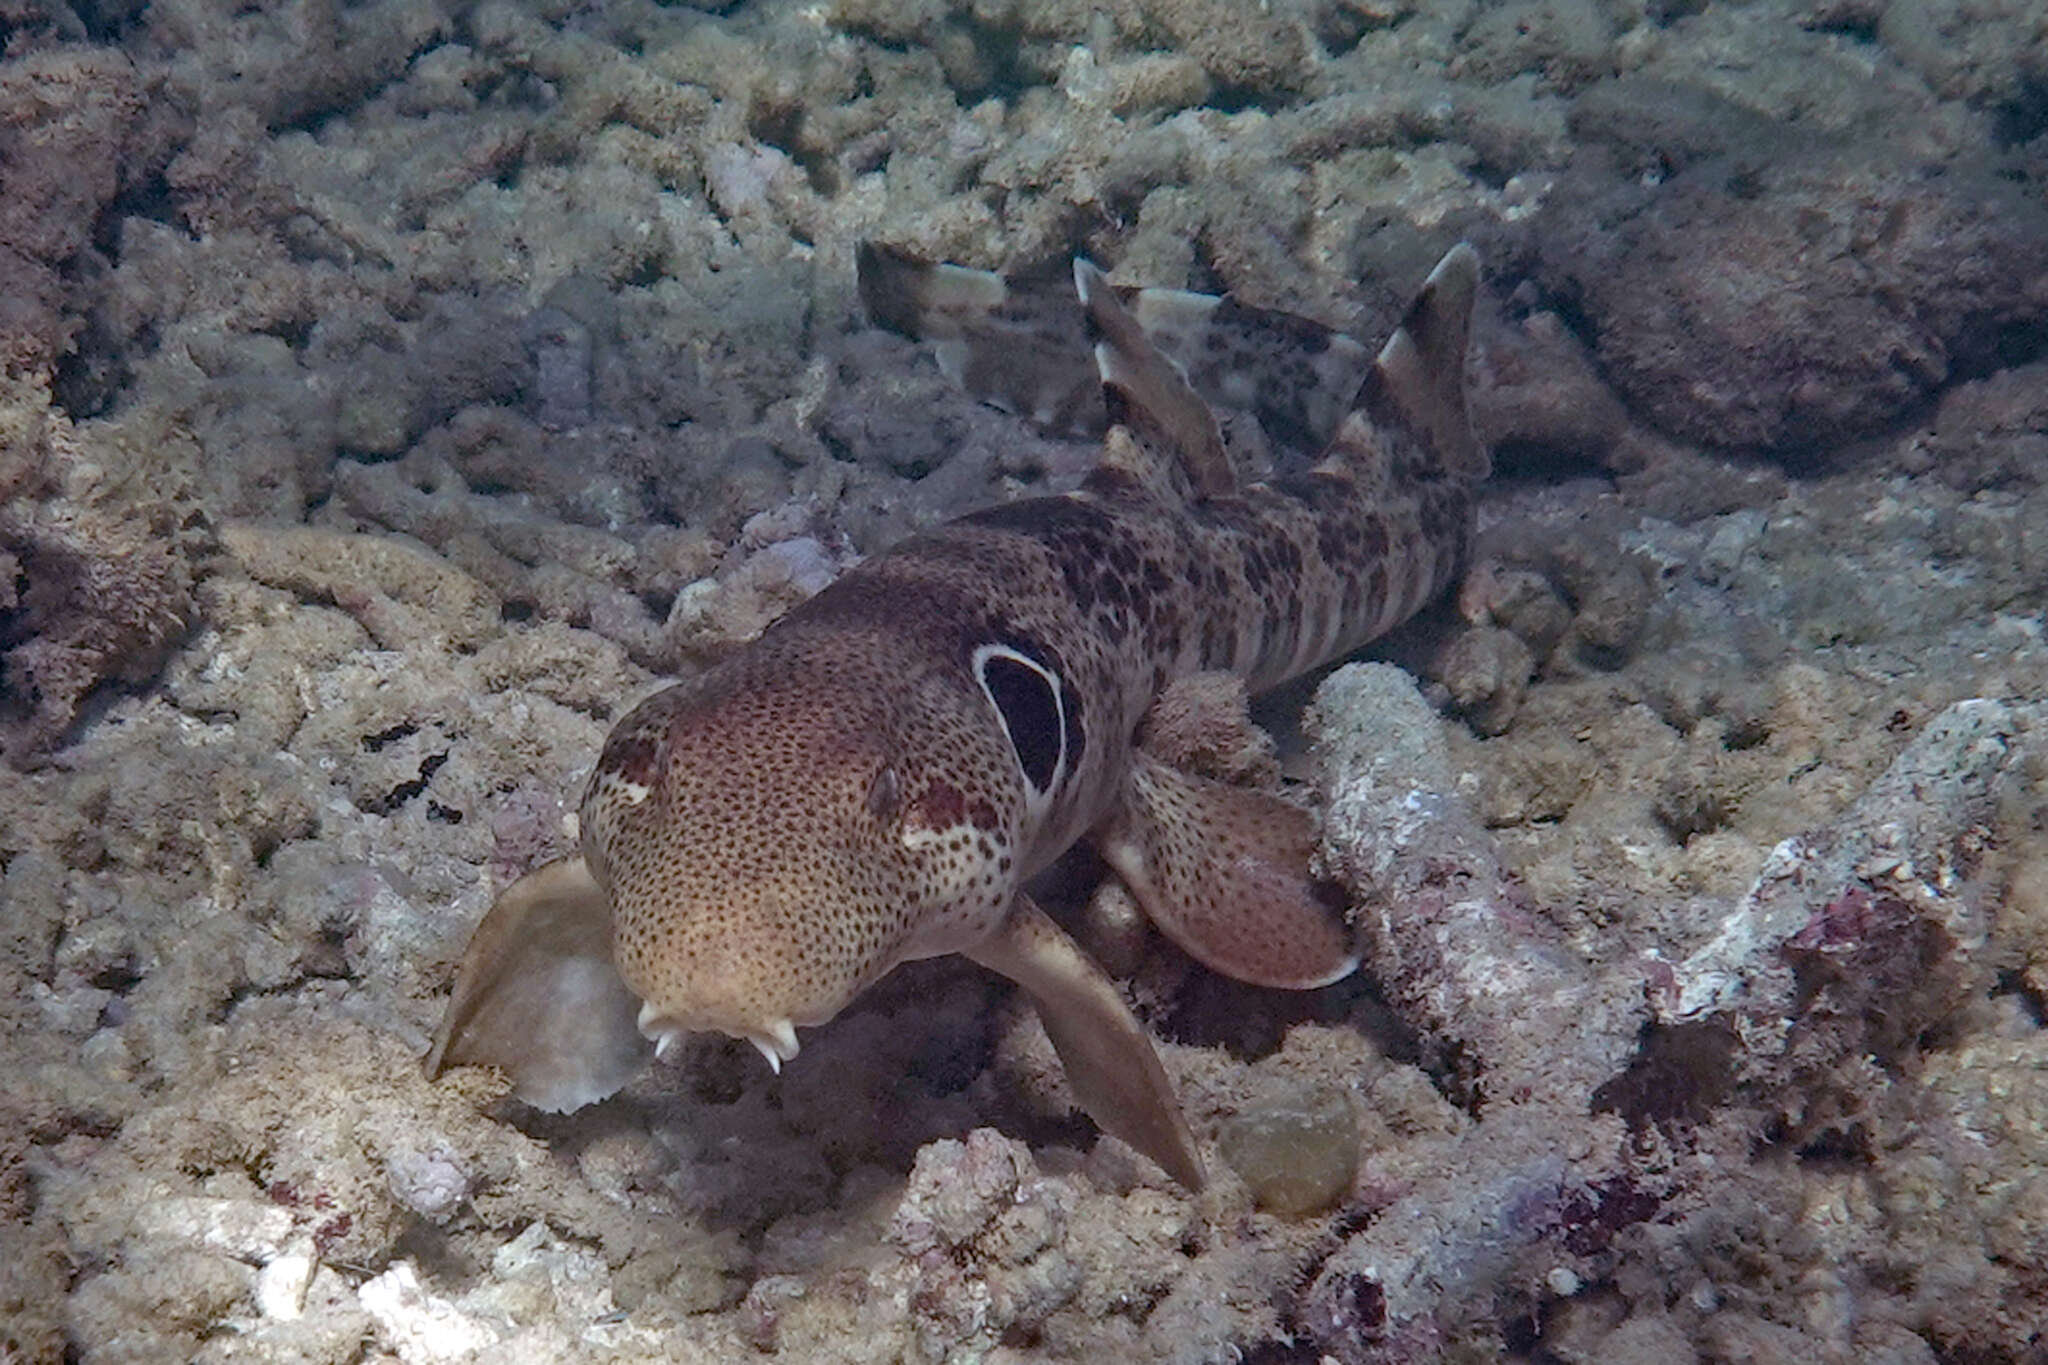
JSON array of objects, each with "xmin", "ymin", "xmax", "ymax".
[
  {"xmin": 1316, "ymin": 515, "xmax": 1360, "ymax": 569},
  {"xmin": 600, "ymin": 722, "xmax": 665, "ymax": 788},
  {"xmin": 1193, "ymin": 497, "xmax": 1261, "ymax": 537},
  {"xmin": 1421, "ymin": 487, "xmax": 1469, "ymax": 542},
  {"xmin": 1270, "ymin": 534, "xmax": 1304, "ymax": 582},
  {"xmin": 1241, "ymin": 544, "xmax": 1270, "ymax": 591},
  {"xmin": 908, "ymin": 781, "xmax": 964, "ymax": 832},
  {"xmin": 1153, "ymin": 610, "xmax": 1185, "ymax": 661},
  {"xmin": 1360, "ymin": 517, "xmax": 1390, "ymax": 562},
  {"xmin": 1201, "ymin": 613, "xmax": 1231, "ymax": 664},
  {"xmin": 1142, "ymin": 560, "xmax": 1173, "ymax": 599}
]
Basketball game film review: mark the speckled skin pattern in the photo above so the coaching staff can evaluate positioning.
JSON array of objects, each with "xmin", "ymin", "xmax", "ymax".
[{"xmin": 582, "ymin": 246, "xmax": 1483, "ymax": 1062}]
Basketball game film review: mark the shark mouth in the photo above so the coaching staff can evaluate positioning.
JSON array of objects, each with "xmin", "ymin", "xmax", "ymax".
[{"xmin": 636, "ymin": 1003, "xmax": 801, "ymax": 1074}]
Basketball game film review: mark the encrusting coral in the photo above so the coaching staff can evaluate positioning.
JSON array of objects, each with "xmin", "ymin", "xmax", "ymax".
[{"xmin": 0, "ymin": 376, "xmax": 199, "ymax": 762}]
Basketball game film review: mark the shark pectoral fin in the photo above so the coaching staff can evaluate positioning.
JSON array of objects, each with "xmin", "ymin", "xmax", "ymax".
[
  {"xmin": 425, "ymin": 855, "xmax": 653, "ymax": 1112},
  {"xmin": 1100, "ymin": 753, "xmax": 1360, "ymax": 990},
  {"xmin": 967, "ymin": 896, "xmax": 1206, "ymax": 1191}
]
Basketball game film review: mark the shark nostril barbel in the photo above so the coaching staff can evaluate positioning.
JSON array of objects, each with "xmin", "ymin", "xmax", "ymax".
[
  {"xmin": 428, "ymin": 242, "xmax": 1490, "ymax": 1194},
  {"xmin": 745, "ymin": 1019, "xmax": 800, "ymax": 1073}
]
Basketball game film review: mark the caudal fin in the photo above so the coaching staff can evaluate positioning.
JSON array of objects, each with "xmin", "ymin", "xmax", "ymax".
[
  {"xmin": 858, "ymin": 241, "xmax": 1374, "ymax": 457},
  {"xmin": 1343, "ymin": 243, "xmax": 1487, "ymax": 483},
  {"xmin": 855, "ymin": 241, "xmax": 1102, "ymax": 435}
]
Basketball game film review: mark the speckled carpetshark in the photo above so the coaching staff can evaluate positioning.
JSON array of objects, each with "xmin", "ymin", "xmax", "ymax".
[{"xmin": 428, "ymin": 243, "xmax": 1486, "ymax": 1190}]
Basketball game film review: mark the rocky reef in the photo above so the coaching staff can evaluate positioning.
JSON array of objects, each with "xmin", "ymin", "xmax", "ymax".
[{"xmin": 2, "ymin": 0, "xmax": 2047, "ymax": 1361}]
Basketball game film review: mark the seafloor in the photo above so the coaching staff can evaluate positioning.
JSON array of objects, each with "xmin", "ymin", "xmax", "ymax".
[{"xmin": 3, "ymin": 0, "xmax": 2047, "ymax": 1361}]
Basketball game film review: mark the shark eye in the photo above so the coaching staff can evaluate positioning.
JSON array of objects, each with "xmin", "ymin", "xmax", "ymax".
[
  {"xmin": 974, "ymin": 644, "xmax": 1065, "ymax": 796},
  {"xmin": 865, "ymin": 765, "xmax": 902, "ymax": 821}
]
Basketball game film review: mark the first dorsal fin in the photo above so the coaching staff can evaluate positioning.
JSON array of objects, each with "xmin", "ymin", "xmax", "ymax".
[
  {"xmin": 1346, "ymin": 242, "xmax": 1487, "ymax": 483},
  {"xmin": 1073, "ymin": 258, "xmax": 1237, "ymax": 500}
]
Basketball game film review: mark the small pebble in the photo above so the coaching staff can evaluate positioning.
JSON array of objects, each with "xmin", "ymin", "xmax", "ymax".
[
  {"xmin": 387, "ymin": 1143, "xmax": 471, "ymax": 1223},
  {"xmin": 1218, "ymin": 1085, "xmax": 1360, "ymax": 1217}
]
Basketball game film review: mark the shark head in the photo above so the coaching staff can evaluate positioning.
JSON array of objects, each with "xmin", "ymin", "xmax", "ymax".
[{"xmin": 580, "ymin": 634, "xmax": 1032, "ymax": 1069}]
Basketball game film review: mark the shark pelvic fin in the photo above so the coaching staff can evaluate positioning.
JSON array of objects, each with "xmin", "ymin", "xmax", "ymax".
[
  {"xmin": 1074, "ymin": 257, "xmax": 1237, "ymax": 500},
  {"xmin": 1128, "ymin": 287, "xmax": 1371, "ymax": 456},
  {"xmin": 425, "ymin": 855, "xmax": 653, "ymax": 1112},
  {"xmin": 1097, "ymin": 752, "xmax": 1359, "ymax": 990},
  {"xmin": 967, "ymin": 895, "xmax": 1206, "ymax": 1191}
]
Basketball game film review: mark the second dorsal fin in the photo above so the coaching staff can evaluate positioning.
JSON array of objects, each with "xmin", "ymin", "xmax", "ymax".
[
  {"xmin": 1073, "ymin": 258, "xmax": 1237, "ymax": 500},
  {"xmin": 1347, "ymin": 242, "xmax": 1488, "ymax": 484}
]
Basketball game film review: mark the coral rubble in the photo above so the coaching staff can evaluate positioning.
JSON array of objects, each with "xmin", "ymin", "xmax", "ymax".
[{"xmin": 4, "ymin": 0, "xmax": 2048, "ymax": 1360}]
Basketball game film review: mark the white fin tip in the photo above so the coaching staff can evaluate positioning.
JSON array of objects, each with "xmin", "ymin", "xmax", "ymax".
[{"xmin": 1073, "ymin": 257, "xmax": 1108, "ymax": 306}]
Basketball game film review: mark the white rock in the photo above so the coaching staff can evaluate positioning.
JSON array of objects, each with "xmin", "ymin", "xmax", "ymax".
[
  {"xmin": 359, "ymin": 1262, "xmax": 503, "ymax": 1364},
  {"xmin": 131, "ymin": 1197, "xmax": 296, "ymax": 1262},
  {"xmin": 1670, "ymin": 698, "xmax": 2032, "ymax": 1023},
  {"xmin": 256, "ymin": 1243, "xmax": 317, "ymax": 1321}
]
